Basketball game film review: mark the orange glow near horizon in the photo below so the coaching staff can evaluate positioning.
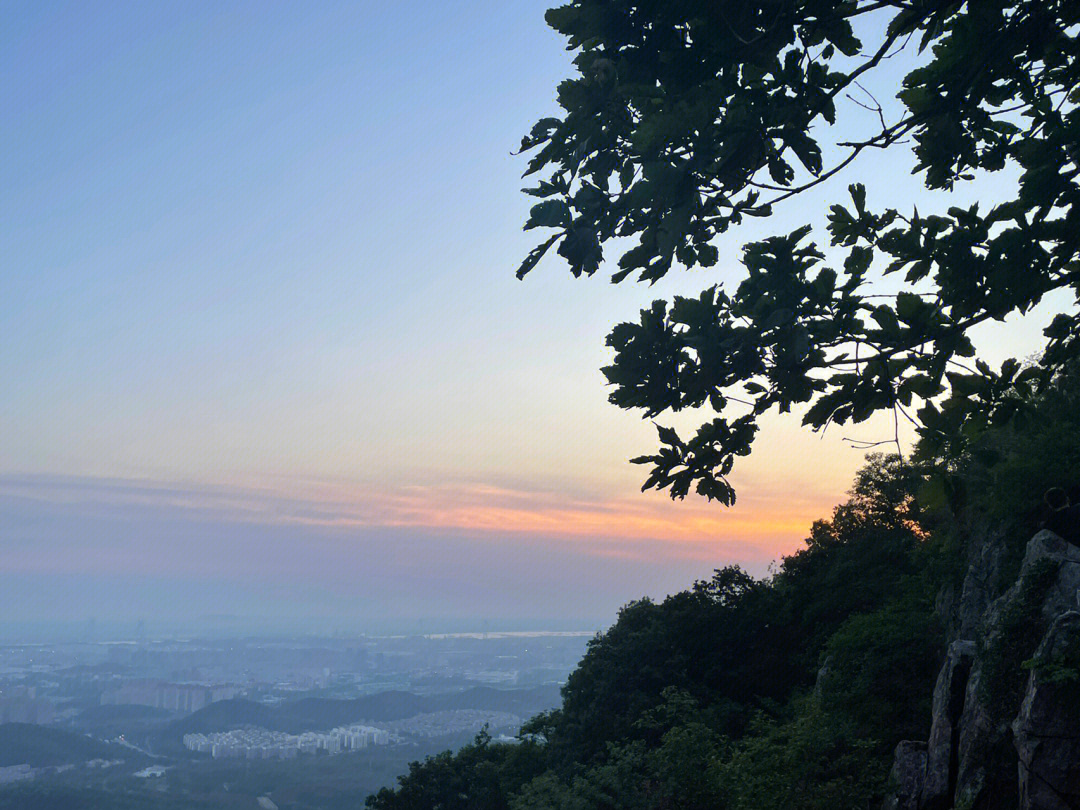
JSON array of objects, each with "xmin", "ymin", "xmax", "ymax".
[{"xmin": 1, "ymin": 471, "xmax": 840, "ymax": 566}]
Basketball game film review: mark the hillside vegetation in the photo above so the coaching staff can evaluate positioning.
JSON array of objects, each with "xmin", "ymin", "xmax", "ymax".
[
  {"xmin": 366, "ymin": 367, "xmax": 1080, "ymax": 810},
  {"xmin": 0, "ymin": 724, "xmax": 129, "ymax": 768}
]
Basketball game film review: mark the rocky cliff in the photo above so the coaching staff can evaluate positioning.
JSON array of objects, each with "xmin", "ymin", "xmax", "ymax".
[{"xmin": 884, "ymin": 530, "xmax": 1080, "ymax": 810}]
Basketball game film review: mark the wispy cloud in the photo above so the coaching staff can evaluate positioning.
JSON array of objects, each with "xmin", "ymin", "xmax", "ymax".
[
  {"xmin": 0, "ymin": 471, "xmax": 833, "ymax": 563},
  {"xmin": 0, "ymin": 472, "xmax": 848, "ymax": 625}
]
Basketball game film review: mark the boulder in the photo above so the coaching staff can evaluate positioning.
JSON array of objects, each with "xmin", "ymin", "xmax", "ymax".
[
  {"xmin": 1023, "ymin": 532, "xmax": 1080, "ymax": 619},
  {"xmin": 882, "ymin": 740, "xmax": 926, "ymax": 810}
]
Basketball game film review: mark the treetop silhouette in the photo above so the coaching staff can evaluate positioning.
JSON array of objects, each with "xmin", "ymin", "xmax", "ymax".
[{"xmin": 517, "ymin": 0, "xmax": 1080, "ymax": 504}]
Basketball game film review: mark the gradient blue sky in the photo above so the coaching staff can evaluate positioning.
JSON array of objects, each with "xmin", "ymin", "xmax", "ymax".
[{"xmin": 1, "ymin": 1, "xmax": 1061, "ymax": 635}]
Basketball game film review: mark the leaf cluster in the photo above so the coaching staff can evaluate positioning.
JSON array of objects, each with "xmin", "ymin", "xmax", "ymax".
[{"xmin": 519, "ymin": 0, "xmax": 1080, "ymax": 502}]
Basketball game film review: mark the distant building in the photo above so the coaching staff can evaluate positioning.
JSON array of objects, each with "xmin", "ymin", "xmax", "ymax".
[
  {"xmin": 184, "ymin": 723, "xmax": 390, "ymax": 759},
  {"xmin": 101, "ymin": 680, "xmax": 238, "ymax": 713},
  {"xmin": 0, "ymin": 687, "xmax": 55, "ymax": 725}
]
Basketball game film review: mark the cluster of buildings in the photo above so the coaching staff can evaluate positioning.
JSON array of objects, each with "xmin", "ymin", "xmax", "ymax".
[
  {"xmin": 101, "ymin": 680, "xmax": 239, "ymax": 713},
  {"xmin": 0, "ymin": 685, "xmax": 55, "ymax": 725},
  {"xmin": 183, "ymin": 724, "xmax": 390, "ymax": 759},
  {"xmin": 379, "ymin": 709, "xmax": 521, "ymax": 738}
]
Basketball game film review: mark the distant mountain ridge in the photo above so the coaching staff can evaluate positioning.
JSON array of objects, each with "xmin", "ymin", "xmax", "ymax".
[{"xmin": 164, "ymin": 685, "xmax": 560, "ymax": 741}]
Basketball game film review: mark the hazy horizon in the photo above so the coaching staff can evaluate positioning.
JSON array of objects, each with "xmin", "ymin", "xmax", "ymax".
[{"xmin": 2, "ymin": 1, "xmax": 1062, "ymax": 630}]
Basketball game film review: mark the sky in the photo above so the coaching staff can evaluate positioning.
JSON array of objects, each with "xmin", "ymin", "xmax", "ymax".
[{"xmin": 0, "ymin": 1, "xmax": 1062, "ymax": 636}]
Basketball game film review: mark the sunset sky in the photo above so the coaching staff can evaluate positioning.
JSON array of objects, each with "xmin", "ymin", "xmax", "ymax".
[{"xmin": 1, "ymin": 1, "xmax": 1062, "ymax": 634}]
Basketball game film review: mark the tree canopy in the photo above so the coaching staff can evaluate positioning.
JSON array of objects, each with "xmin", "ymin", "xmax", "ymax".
[{"xmin": 517, "ymin": 0, "xmax": 1080, "ymax": 504}]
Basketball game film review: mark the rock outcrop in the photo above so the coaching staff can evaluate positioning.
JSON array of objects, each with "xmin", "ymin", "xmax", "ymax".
[
  {"xmin": 884, "ymin": 741, "xmax": 928, "ymax": 810},
  {"xmin": 883, "ymin": 530, "xmax": 1080, "ymax": 810},
  {"xmin": 922, "ymin": 641, "xmax": 975, "ymax": 810},
  {"xmin": 1013, "ymin": 612, "xmax": 1080, "ymax": 810}
]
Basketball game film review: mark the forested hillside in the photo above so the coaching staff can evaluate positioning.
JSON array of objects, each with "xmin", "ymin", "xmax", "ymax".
[
  {"xmin": 0, "ymin": 724, "xmax": 132, "ymax": 768},
  {"xmin": 367, "ymin": 365, "xmax": 1080, "ymax": 809}
]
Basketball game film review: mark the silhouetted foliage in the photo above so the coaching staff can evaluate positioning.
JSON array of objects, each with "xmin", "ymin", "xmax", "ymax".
[
  {"xmin": 366, "ymin": 732, "xmax": 548, "ymax": 810},
  {"xmin": 716, "ymin": 703, "xmax": 885, "ymax": 810},
  {"xmin": 517, "ymin": 0, "xmax": 1080, "ymax": 505}
]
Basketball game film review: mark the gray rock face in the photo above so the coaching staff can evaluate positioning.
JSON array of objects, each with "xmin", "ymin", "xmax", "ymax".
[
  {"xmin": 953, "ymin": 531, "xmax": 1080, "ymax": 810},
  {"xmin": 883, "ymin": 741, "xmax": 927, "ymax": 810},
  {"xmin": 1023, "ymin": 532, "xmax": 1080, "ymax": 620},
  {"xmin": 923, "ymin": 641, "xmax": 976, "ymax": 810},
  {"xmin": 952, "ymin": 662, "xmax": 1007, "ymax": 810},
  {"xmin": 954, "ymin": 528, "xmax": 1010, "ymax": 641},
  {"xmin": 1013, "ymin": 612, "xmax": 1080, "ymax": 810},
  {"xmin": 882, "ymin": 530, "xmax": 1080, "ymax": 810},
  {"xmin": 813, "ymin": 655, "xmax": 833, "ymax": 699}
]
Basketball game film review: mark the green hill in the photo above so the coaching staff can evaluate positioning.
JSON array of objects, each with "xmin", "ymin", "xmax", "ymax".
[
  {"xmin": 71, "ymin": 704, "xmax": 173, "ymax": 739},
  {"xmin": 0, "ymin": 723, "xmax": 125, "ymax": 767}
]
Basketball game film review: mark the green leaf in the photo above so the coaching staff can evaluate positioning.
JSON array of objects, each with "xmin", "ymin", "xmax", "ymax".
[
  {"xmin": 525, "ymin": 200, "xmax": 571, "ymax": 230},
  {"xmin": 871, "ymin": 306, "xmax": 900, "ymax": 332},
  {"xmin": 516, "ymin": 234, "xmax": 562, "ymax": 279},
  {"xmin": 895, "ymin": 292, "xmax": 923, "ymax": 324}
]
